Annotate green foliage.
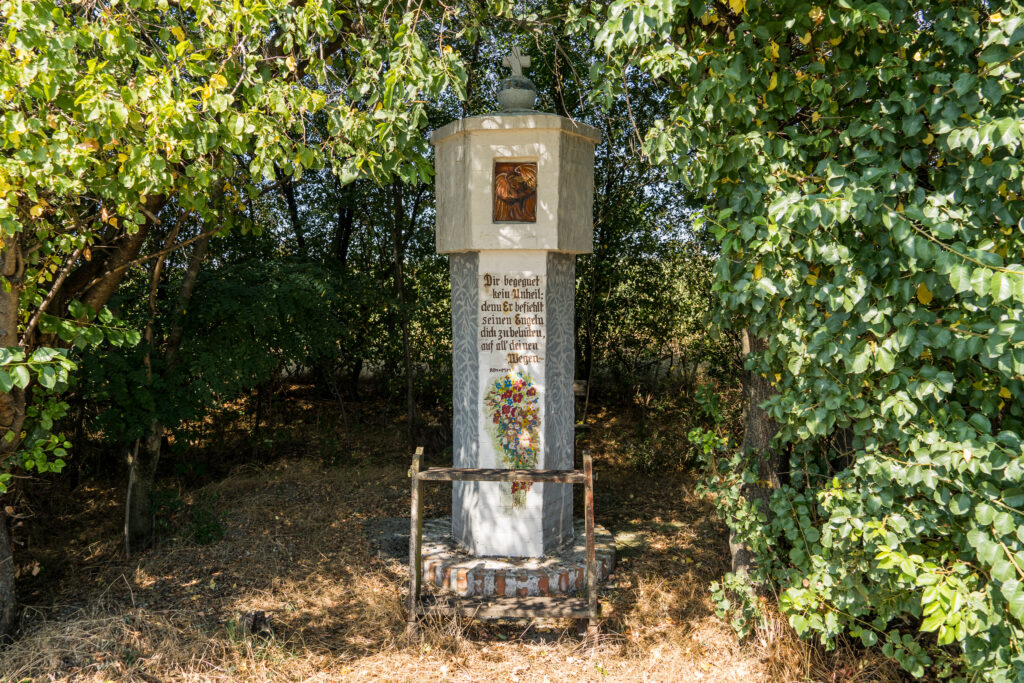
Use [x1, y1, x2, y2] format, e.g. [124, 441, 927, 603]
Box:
[0, 0, 468, 492]
[582, 238, 725, 390]
[0, 301, 137, 491]
[83, 257, 370, 443]
[710, 571, 765, 640]
[39, 304, 142, 351]
[689, 384, 771, 638]
[1, 0, 463, 231]
[587, 0, 1024, 679]
[406, 256, 455, 409]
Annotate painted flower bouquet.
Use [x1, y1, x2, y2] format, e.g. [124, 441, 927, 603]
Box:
[484, 371, 540, 507]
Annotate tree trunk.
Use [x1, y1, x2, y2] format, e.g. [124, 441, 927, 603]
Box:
[80, 196, 165, 312]
[348, 357, 363, 399]
[731, 330, 782, 579]
[59, 196, 165, 313]
[333, 179, 355, 267]
[461, 39, 482, 117]
[163, 234, 210, 369]
[278, 168, 306, 256]
[390, 182, 419, 445]
[253, 384, 265, 456]
[0, 238, 23, 634]
[125, 433, 161, 556]
[579, 119, 617, 425]
[124, 233, 210, 554]
[0, 511, 14, 635]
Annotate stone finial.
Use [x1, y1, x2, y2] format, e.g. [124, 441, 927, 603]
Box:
[497, 46, 537, 111]
[501, 47, 531, 77]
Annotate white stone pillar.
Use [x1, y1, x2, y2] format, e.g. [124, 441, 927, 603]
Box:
[431, 113, 600, 557]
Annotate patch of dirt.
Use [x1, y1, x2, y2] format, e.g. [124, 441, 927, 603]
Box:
[364, 517, 413, 563]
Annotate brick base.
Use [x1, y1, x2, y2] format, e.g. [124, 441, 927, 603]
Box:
[420, 518, 615, 597]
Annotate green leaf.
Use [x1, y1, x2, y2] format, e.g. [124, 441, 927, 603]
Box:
[976, 503, 997, 526]
[949, 265, 971, 293]
[971, 267, 992, 296]
[11, 365, 30, 389]
[82, 327, 104, 346]
[990, 271, 1013, 301]
[920, 611, 945, 632]
[969, 413, 992, 434]
[851, 346, 871, 373]
[37, 365, 56, 390]
[979, 44, 1012, 64]
[67, 299, 90, 320]
[1003, 488, 1024, 508]
[30, 348, 58, 362]
[950, 494, 972, 515]
[1002, 581, 1024, 621]
[993, 512, 1016, 537]
[992, 559, 1016, 583]
[106, 329, 125, 347]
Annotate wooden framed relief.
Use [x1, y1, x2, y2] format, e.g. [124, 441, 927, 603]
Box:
[493, 161, 537, 223]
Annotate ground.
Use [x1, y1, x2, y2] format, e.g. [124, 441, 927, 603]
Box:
[0, 390, 901, 682]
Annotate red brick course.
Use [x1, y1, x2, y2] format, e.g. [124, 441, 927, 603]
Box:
[419, 518, 616, 598]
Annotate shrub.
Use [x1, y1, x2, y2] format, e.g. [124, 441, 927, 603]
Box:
[587, 1, 1024, 679]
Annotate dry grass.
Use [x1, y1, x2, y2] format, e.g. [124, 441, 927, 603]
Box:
[0, 395, 903, 682]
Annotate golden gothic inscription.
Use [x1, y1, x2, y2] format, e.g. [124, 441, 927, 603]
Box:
[493, 161, 537, 223]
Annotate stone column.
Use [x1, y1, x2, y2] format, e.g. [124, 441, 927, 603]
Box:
[432, 107, 599, 558]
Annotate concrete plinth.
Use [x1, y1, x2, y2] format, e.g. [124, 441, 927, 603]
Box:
[421, 517, 616, 597]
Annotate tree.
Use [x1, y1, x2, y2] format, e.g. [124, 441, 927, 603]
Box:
[586, 0, 1024, 679]
[0, 0, 465, 632]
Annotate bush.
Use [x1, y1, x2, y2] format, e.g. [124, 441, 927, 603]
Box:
[589, 1, 1024, 679]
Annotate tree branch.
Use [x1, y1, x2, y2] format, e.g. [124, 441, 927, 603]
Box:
[81, 225, 220, 294]
[21, 244, 84, 347]
[164, 233, 211, 369]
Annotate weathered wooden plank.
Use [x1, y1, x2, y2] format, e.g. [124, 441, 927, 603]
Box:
[417, 596, 589, 619]
[406, 446, 425, 639]
[417, 467, 585, 483]
[583, 450, 598, 640]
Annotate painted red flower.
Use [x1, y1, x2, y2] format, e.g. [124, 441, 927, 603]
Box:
[527, 387, 536, 396]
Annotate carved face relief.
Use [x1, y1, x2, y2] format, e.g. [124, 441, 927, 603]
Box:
[493, 161, 537, 223]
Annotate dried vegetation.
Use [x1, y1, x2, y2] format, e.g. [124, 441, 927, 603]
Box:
[1, 390, 901, 681]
